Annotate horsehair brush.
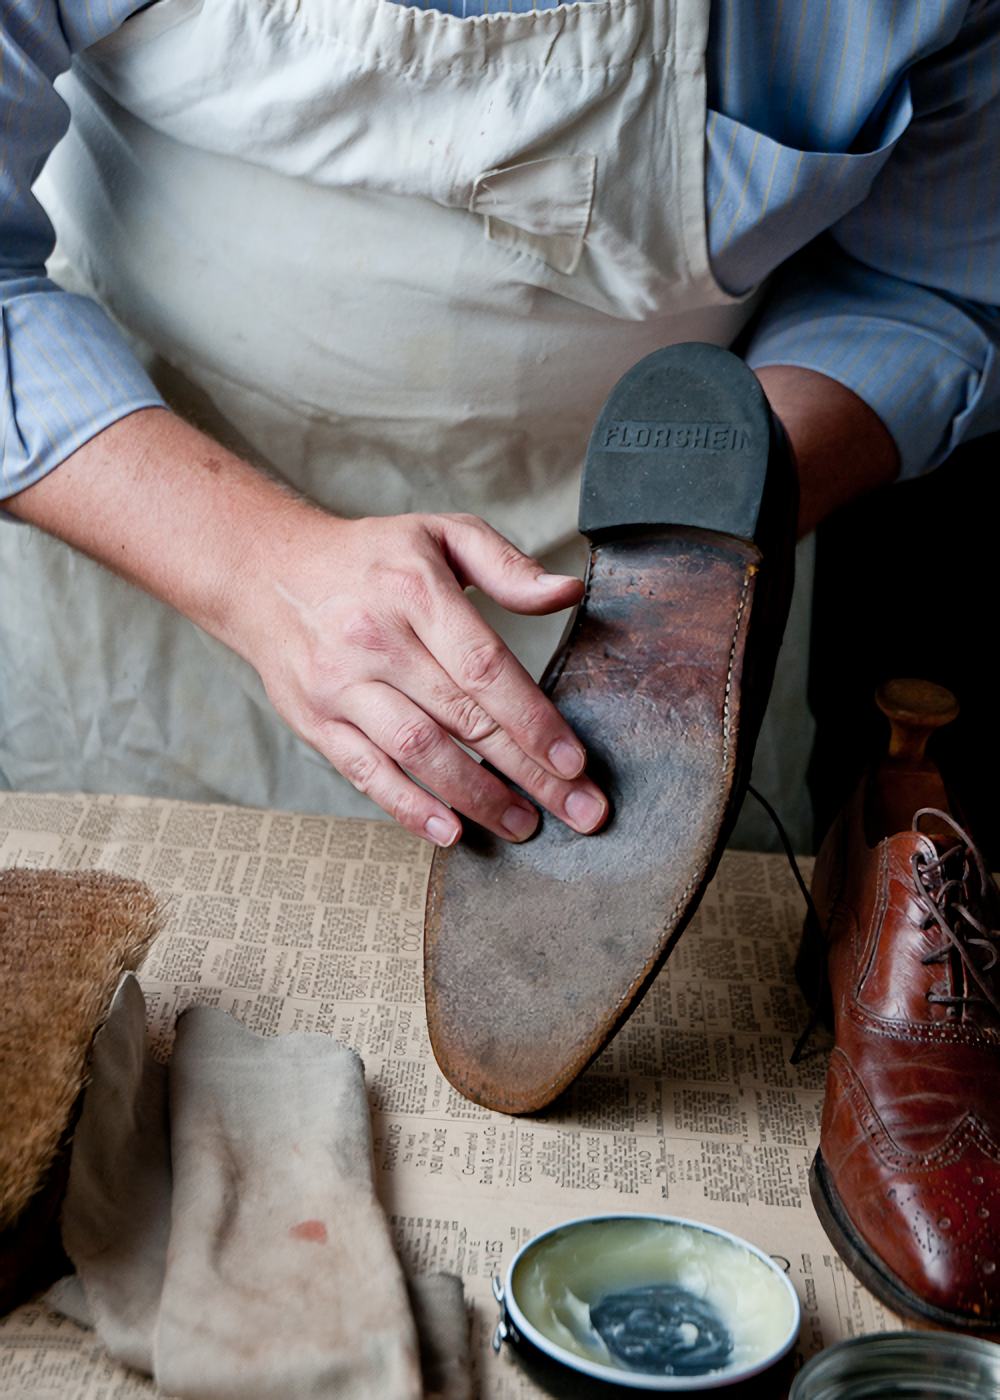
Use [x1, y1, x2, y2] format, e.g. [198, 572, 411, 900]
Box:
[0, 868, 161, 1312]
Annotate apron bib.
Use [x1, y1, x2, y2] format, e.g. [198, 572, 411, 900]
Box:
[10, 0, 760, 815]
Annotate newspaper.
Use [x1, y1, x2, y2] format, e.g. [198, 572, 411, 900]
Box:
[0, 791, 903, 1398]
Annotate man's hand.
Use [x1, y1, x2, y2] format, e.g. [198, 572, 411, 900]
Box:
[235, 509, 610, 847]
[7, 409, 608, 847]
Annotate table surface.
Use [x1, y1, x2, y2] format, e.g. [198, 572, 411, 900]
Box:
[0, 791, 911, 1399]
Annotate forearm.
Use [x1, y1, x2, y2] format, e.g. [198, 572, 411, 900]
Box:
[753, 366, 900, 538]
[745, 244, 1000, 507]
[5, 408, 312, 660]
[6, 408, 606, 846]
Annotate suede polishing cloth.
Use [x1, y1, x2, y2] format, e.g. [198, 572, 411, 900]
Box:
[0, 869, 160, 1314]
[53, 978, 471, 1400]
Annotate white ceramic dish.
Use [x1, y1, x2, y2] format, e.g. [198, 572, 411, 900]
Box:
[493, 1214, 801, 1391]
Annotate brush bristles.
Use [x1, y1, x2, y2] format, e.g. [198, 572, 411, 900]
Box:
[1, 870, 162, 1230]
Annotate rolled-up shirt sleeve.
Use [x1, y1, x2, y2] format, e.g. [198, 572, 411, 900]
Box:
[745, 245, 1000, 479]
[1, 0, 164, 501]
[743, 0, 1000, 479]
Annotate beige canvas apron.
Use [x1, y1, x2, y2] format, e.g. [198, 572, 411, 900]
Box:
[10, 0, 761, 816]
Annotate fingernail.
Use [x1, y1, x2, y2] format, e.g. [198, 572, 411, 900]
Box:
[565, 789, 607, 833]
[549, 738, 586, 779]
[426, 815, 460, 847]
[501, 804, 539, 841]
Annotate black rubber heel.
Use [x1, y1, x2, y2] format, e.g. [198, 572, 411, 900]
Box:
[579, 343, 774, 543]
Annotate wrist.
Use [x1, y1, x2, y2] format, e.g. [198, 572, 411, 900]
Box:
[5, 407, 339, 658]
[753, 365, 900, 536]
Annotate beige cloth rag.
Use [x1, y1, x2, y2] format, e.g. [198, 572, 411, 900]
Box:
[51, 977, 469, 1400]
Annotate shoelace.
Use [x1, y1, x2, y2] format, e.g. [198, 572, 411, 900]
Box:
[752, 794, 1000, 1058]
[911, 808, 1000, 1019]
[745, 785, 826, 1064]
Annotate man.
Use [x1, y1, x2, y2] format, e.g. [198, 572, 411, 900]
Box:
[2, 0, 999, 1333]
[1, 0, 996, 846]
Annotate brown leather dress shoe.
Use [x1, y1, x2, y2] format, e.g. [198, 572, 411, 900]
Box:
[425, 344, 797, 1114]
[808, 680, 1000, 1329]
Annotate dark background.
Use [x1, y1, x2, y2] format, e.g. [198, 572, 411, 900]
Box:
[808, 430, 997, 867]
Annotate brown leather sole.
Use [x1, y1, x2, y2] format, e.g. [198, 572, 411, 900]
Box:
[425, 528, 763, 1113]
[810, 1151, 1000, 1333]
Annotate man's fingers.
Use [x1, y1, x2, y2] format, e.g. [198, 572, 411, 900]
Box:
[414, 596, 591, 786]
[316, 722, 463, 846]
[422, 516, 601, 785]
[407, 668, 608, 833]
[311, 675, 608, 843]
[313, 687, 541, 845]
[438, 516, 585, 616]
[464, 722, 609, 834]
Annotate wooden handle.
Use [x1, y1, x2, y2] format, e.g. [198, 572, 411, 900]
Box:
[875, 678, 959, 767]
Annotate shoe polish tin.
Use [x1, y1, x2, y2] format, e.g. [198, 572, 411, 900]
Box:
[492, 1213, 801, 1392]
[790, 1332, 1000, 1399]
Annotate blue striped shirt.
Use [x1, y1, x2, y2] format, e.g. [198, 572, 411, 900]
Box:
[2, 0, 999, 498]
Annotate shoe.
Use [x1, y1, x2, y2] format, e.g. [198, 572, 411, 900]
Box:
[423, 343, 797, 1114]
[807, 679, 1000, 1329]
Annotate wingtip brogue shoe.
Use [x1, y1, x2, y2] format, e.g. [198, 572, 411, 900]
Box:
[809, 685, 1000, 1329]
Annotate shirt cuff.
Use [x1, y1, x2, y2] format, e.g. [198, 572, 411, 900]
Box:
[1, 275, 165, 500]
[744, 241, 1000, 480]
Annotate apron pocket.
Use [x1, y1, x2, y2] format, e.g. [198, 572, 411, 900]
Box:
[471, 154, 597, 275]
